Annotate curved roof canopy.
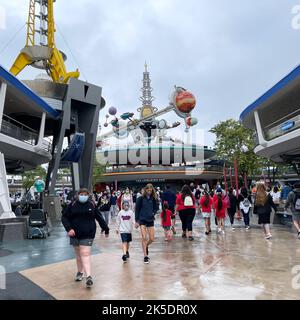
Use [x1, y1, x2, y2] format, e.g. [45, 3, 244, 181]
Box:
[240, 64, 300, 129]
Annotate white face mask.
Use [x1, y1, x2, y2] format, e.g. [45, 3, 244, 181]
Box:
[78, 195, 89, 203]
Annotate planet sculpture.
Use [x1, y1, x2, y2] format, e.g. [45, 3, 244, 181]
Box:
[108, 106, 117, 116]
[175, 91, 196, 114]
[186, 116, 198, 127]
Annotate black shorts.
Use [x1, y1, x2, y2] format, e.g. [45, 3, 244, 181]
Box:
[121, 233, 132, 243]
[139, 220, 154, 227]
[70, 238, 93, 247]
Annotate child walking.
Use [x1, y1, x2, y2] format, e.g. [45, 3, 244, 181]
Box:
[160, 202, 173, 241]
[116, 201, 135, 263]
[214, 193, 227, 234]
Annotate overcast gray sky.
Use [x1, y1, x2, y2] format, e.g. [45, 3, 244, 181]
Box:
[1, 0, 300, 147]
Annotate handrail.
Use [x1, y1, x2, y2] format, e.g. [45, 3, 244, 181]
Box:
[0, 116, 52, 152]
[2, 114, 38, 134]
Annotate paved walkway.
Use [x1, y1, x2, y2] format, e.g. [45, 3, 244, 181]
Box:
[1, 214, 300, 300]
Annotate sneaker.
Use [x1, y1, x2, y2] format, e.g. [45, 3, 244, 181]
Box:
[188, 236, 194, 241]
[209, 229, 212, 233]
[231, 226, 235, 231]
[265, 234, 272, 240]
[126, 251, 130, 258]
[74, 272, 84, 282]
[86, 276, 93, 288]
[144, 256, 150, 264]
[217, 228, 221, 234]
[182, 232, 187, 238]
[164, 238, 168, 241]
[222, 230, 225, 235]
[122, 254, 127, 263]
[205, 231, 209, 235]
[245, 226, 250, 231]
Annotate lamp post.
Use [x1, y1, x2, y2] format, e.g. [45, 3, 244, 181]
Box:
[234, 158, 241, 220]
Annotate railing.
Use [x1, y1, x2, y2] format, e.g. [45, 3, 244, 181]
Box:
[1, 114, 52, 152]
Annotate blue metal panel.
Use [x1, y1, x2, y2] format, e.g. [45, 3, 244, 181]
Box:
[0, 65, 60, 119]
[61, 133, 85, 162]
[240, 65, 300, 122]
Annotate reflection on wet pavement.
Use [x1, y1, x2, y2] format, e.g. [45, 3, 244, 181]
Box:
[2, 216, 300, 299]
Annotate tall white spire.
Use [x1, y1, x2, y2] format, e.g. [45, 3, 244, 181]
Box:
[139, 62, 155, 107]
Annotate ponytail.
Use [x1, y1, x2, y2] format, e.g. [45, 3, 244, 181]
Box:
[217, 194, 223, 211]
[162, 201, 169, 222]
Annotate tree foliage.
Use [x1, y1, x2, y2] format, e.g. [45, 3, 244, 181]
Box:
[210, 119, 259, 175]
[92, 160, 106, 186]
[210, 119, 291, 182]
[21, 166, 47, 191]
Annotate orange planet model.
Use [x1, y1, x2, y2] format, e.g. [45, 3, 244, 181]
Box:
[175, 91, 196, 114]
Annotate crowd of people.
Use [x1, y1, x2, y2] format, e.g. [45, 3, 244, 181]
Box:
[61, 181, 300, 288]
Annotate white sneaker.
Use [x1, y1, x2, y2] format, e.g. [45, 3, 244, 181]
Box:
[217, 228, 221, 234]
[245, 226, 250, 231]
[222, 230, 225, 235]
[265, 234, 272, 240]
[231, 226, 235, 231]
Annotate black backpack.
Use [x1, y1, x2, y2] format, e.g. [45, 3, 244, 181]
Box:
[293, 192, 300, 212]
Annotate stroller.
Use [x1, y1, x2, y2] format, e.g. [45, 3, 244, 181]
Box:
[27, 209, 50, 239]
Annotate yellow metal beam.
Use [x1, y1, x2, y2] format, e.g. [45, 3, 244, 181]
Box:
[47, 0, 55, 48]
[26, 0, 35, 47]
[9, 52, 32, 76]
[10, 0, 80, 84]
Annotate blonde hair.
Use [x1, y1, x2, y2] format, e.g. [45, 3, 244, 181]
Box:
[143, 183, 157, 199]
[255, 183, 268, 206]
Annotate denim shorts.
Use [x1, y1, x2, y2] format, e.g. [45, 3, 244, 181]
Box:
[292, 212, 300, 222]
[70, 238, 94, 247]
[121, 233, 132, 243]
[163, 226, 171, 231]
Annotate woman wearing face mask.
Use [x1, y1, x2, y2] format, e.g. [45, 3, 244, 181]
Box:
[62, 188, 109, 288]
[121, 187, 134, 210]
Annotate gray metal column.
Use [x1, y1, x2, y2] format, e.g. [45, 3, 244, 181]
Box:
[0, 81, 7, 130]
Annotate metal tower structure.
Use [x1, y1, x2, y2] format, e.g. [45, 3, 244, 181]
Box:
[140, 62, 155, 107]
[10, 0, 79, 84]
[138, 62, 158, 120]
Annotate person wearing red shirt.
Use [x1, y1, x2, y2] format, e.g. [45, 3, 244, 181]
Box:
[175, 185, 196, 241]
[199, 191, 213, 235]
[214, 193, 227, 234]
[160, 202, 173, 241]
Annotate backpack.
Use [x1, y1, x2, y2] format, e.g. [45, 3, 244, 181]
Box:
[240, 195, 251, 213]
[224, 195, 230, 208]
[183, 195, 194, 207]
[293, 192, 300, 212]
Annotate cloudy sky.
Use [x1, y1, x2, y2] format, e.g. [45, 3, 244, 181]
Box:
[1, 0, 300, 147]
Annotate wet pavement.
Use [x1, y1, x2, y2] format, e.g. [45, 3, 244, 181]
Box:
[1, 213, 300, 300]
